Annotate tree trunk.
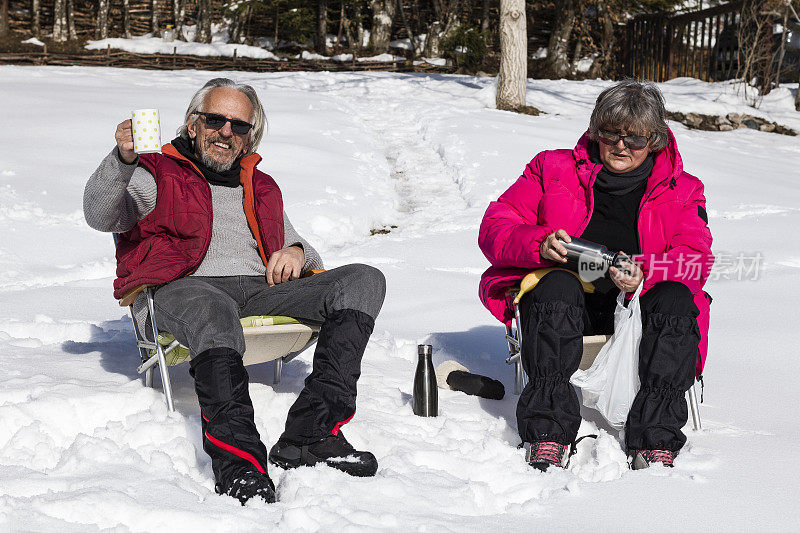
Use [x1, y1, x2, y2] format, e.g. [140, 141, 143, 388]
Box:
[173, 0, 184, 38]
[67, 0, 76, 39]
[481, 0, 490, 34]
[423, 0, 462, 58]
[242, 5, 253, 44]
[274, 6, 279, 48]
[316, 0, 328, 54]
[343, 10, 356, 52]
[589, 0, 614, 78]
[229, 10, 240, 43]
[32, 0, 41, 38]
[52, 0, 68, 42]
[151, 0, 160, 37]
[368, 0, 395, 53]
[396, 0, 420, 56]
[122, 0, 132, 38]
[335, 3, 344, 53]
[496, 0, 526, 110]
[424, 21, 442, 56]
[570, 32, 583, 75]
[0, 0, 9, 38]
[796, 70, 800, 110]
[440, 2, 462, 42]
[197, 0, 212, 43]
[546, 0, 579, 78]
[230, 5, 249, 43]
[355, 5, 365, 51]
[96, 0, 109, 39]
[774, 4, 789, 87]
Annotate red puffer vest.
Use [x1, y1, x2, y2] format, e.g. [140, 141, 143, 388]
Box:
[113, 143, 284, 299]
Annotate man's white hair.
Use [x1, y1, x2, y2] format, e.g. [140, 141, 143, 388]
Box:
[177, 78, 267, 155]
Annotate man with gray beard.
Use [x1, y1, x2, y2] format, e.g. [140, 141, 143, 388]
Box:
[84, 78, 386, 505]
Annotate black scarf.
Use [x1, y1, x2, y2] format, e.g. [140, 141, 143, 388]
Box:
[171, 136, 242, 188]
[589, 142, 654, 196]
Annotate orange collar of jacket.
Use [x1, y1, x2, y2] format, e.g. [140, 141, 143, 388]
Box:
[159, 142, 263, 183]
[159, 143, 272, 266]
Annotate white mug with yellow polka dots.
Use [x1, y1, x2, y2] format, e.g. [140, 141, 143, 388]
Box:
[131, 109, 162, 154]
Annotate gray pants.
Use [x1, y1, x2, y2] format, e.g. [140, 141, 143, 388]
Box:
[152, 264, 386, 357]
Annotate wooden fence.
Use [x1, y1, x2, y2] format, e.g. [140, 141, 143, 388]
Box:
[624, 1, 745, 82]
[0, 48, 457, 74]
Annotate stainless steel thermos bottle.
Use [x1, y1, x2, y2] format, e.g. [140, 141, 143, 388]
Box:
[413, 344, 438, 417]
[556, 236, 632, 275]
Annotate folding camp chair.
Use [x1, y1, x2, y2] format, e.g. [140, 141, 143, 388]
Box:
[114, 237, 320, 413]
[504, 268, 703, 431]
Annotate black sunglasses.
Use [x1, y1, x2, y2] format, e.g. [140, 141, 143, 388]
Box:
[194, 112, 253, 135]
[597, 129, 651, 150]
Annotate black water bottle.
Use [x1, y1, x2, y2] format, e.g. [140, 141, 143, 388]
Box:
[413, 344, 438, 417]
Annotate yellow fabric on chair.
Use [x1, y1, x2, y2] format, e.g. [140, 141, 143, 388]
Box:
[153, 315, 304, 366]
[513, 267, 595, 304]
[240, 316, 300, 327]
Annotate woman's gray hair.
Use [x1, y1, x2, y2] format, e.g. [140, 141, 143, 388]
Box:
[589, 80, 669, 152]
[177, 78, 267, 155]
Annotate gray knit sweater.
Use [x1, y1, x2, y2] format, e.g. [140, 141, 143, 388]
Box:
[84, 147, 324, 274]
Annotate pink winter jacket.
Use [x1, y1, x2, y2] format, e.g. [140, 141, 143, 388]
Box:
[478, 129, 713, 376]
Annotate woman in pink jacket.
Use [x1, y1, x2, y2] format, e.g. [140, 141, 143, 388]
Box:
[478, 80, 713, 471]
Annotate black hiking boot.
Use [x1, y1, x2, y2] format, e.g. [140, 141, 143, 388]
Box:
[524, 441, 569, 472]
[216, 469, 277, 505]
[269, 432, 378, 477]
[629, 449, 676, 470]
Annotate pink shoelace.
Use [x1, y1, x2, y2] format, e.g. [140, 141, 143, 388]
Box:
[639, 449, 675, 467]
[530, 441, 568, 467]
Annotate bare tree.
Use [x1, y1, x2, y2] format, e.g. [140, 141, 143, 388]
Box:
[274, 4, 279, 47]
[355, 4, 366, 51]
[96, 0, 109, 39]
[123, 0, 132, 38]
[546, 0, 581, 78]
[174, 0, 185, 39]
[423, 0, 463, 58]
[316, 0, 328, 54]
[481, 0, 491, 33]
[67, 0, 77, 39]
[496, 0, 526, 110]
[335, 2, 345, 52]
[368, 0, 396, 53]
[588, 0, 616, 79]
[53, 0, 68, 41]
[0, 0, 9, 38]
[229, 3, 250, 43]
[342, 3, 363, 53]
[152, 0, 161, 37]
[32, 0, 41, 38]
[796, 73, 800, 110]
[736, 0, 778, 104]
[397, 0, 422, 56]
[197, 0, 212, 43]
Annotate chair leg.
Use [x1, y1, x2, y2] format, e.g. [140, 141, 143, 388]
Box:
[274, 357, 283, 384]
[155, 349, 175, 413]
[145, 367, 154, 388]
[513, 301, 527, 394]
[688, 382, 702, 431]
[146, 287, 175, 413]
[515, 359, 526, 395]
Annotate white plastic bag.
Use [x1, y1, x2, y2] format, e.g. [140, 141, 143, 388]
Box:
[570, 282, 643, 430]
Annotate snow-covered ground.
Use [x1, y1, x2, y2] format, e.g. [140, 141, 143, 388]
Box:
[86, 30, 406, 63]
[1, 67, 799, 530]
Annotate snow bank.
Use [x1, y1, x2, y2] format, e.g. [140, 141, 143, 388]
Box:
[86, 36, 282, 60]
[21, 38, 45, 47]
